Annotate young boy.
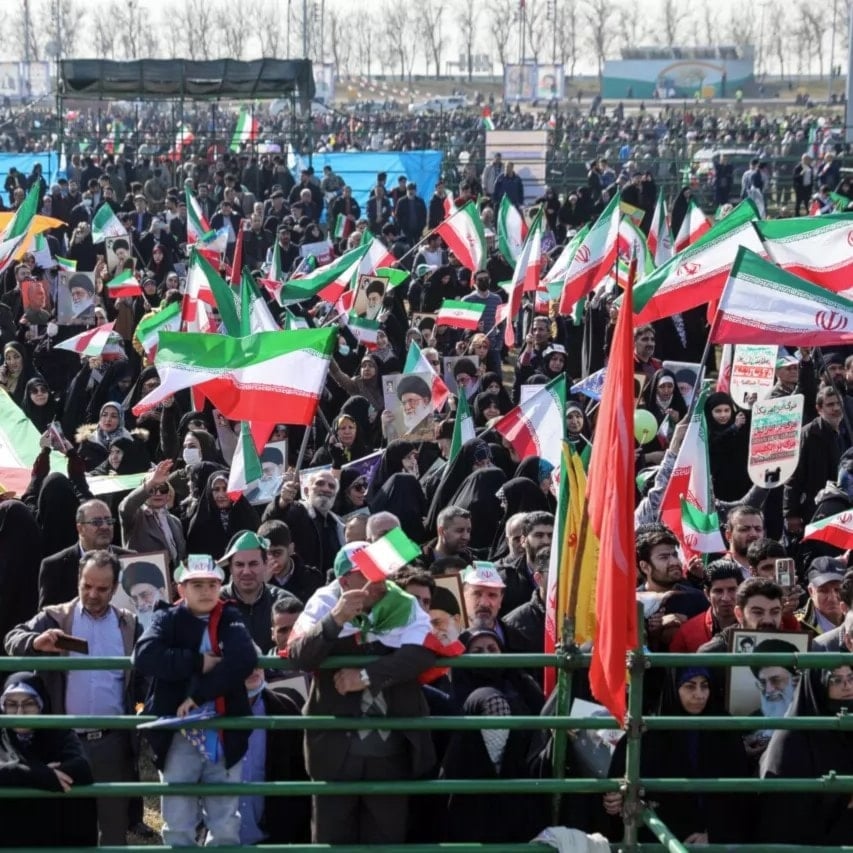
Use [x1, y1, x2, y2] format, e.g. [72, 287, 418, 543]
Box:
[132, 554, 257, 847]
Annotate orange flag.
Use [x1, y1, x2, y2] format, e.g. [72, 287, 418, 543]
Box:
[585, 257, 638, 723]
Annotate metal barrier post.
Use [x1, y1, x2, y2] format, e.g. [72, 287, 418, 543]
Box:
[641, 806, 689, 853]
[550, 615, 577, 822]
[622, 601, 647, 852]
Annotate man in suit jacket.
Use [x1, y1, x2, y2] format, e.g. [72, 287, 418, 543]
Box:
[287, 542, 436, 844]
[38, 498, 134, 609]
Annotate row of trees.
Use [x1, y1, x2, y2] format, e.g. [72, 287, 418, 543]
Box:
[5, 0, 850, 83]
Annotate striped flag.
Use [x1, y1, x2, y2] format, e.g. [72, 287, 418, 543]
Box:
[3, 183, 40, 241]
[503, 208, 544, 346]
[497, 194, 528, 264]
[240, 270, 280, 333]
[403, 340, 449, 409]
[347, 315, 381, 348]
[435, 202, 487, 272]
[185, 187, 212, 244]
[448, 390, 475, 461]
[436, 298, 485, 330]
[91, 203, 128, 243]
[227, 421, 263, 500]
[646, 189, 672, 268]
[279, 243, 370, 305]
[106, 270, 143, 298]
[803, 510, 853, 549]
[135, 302, 182, 360]
[55, 322, 117, 356]
[351, 527, 422, 582]
[55, 256, 76, 272]
[673, 198, 712, 252]
[230, 105, 259, 152]
[132, 328, 337, 425]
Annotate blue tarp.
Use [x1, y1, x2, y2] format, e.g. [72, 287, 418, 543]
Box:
[0, 153, 59, 200]
[294, 150, 443, 211]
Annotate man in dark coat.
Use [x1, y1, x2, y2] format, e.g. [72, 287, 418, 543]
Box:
[499, 512, 554, 615]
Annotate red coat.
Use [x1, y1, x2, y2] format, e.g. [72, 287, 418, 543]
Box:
[671, 607, 801, 653]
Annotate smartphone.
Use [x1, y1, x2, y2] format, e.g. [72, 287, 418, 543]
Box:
[54, 634, 89, 654]
[48, 421, 66, 452]
[775, 558, 795, 589]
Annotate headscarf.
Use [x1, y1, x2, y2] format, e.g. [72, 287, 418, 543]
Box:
[369, 473, 427, 543]
[366, 439, 416, 503]
[0, 502, 42, 643]
[703, 391, 737, 434]
[34, 473, 80, 557]
[472, 392, 507, 427]
[426, 438, 492, 534]
[93, 402, 133, 448]
[449, 466, 507, 550]
[21, 377, 57, 433]
[2, 342, 39, 406]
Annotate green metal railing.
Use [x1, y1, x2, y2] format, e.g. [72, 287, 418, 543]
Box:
[2, 641, 852, 852]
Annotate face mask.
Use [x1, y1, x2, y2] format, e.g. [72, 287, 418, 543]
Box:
[182, 447, 202, 466]
[338, 343, 350, 356]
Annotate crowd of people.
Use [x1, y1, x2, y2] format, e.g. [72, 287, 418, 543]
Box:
[0, 129, 851, 848]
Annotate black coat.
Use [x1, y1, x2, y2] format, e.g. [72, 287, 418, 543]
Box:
[0, 501, 42, 648]
[38, 543, 133, 609]
[498, 552, 537, 616]
[503, 589, 545, 654]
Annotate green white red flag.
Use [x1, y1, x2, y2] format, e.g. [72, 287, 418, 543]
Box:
[436, 298, 485, 330]
[2, 183, 40, 241]
[633, 198, 762, 323]
[558, 191, 621, 314]
[106, 270, 142, 298]
[497, 194, 528, 264]
[494, 373, 565, 470]
[230, 106, 259, 152]
[659, 386, 726, 558]
[646, 189, 672, 267]
[240, 270, 279, 333]
[185, 187, 212, 244]
[357, 236, 396, 277]
[435, 201, 487, 272]
[448, 390, 475, 461]
[503, 209, 544, 345]
[803, 510, 853, 550]
[91, 203, 128, 243]
[55, 256, 77, 272]
[183, 250, 241, 335]
[351, 527, 422, 582]
[404, 340, 450, 409]
[673, 198, 712, 252]
[227, 421, 263, 501]
[543, 224, 589, 300]
[132, 328, 336, 425]
[278, 243, 369, 305]
[346, 315, 380, 348]
[711, 246, 853, 346]
[55, 321, 117, 357]
[135, 302, 182, 360]
[756, 214, 853, 294]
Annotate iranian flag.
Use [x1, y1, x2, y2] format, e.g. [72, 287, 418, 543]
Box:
[633, 198, 762, 323]
[803, 510, 853, 549]
[347, 315, 381, 348]
[497, 194, 528, 264]
[376, 267, 409, 290]
[279, 243, 369, 305]
[756, 215, 853, 294]
[91, 203, 128, 243]
[132, 328, 336, 425]
[55, 321, 117, 357]
[2, 183, 40, 241]
[646, 189, 672, 267]
[443, 194, 458, 219]
[332, 213, 352, 240]
[659, 384, 726, 557]
[106, 270, 143, 298]
[435, 201, 487, 272]
[543, 224, 590, 300]
[174, 123, 194, 154]
[404, 340, 450, 409]
[712, 246, 853, 346]
[184, 250, 242, 335]
[503, 209, 544, 345]
[558, 192, 621, 314]
[351, 527, 422, 582]
[448, 390, 475, 461]
[56, 256, 77, 272]
[185, 187, 212, 244]
[240, 270, 279, 333]
[227, 421, 263, 501]
[230, 106, 259, 152]
[358, 236, 396, 277]
[436, 299, 485, 330]
[135, 302, 182, 360]
[673, 198, 712, 252]
[0, 233, 27, 277]
[494, 374, 565, 469]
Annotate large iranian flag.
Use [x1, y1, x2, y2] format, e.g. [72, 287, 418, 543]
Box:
[278, 243, 369, 305]
[132, 328, 336, 425]
[558, 192, 621, 314]
[494, 374, 565, 469]
[497, 194, 528, 264]
[712, 246, 853, 346]
[659, 385, 726, 558]
[436, 299, 484, 330]
[673, 198, 712, 252]
[435, 201, 487, 272]
[756, 214, 853, 294]
[633, 198, 762, 323]
[646, 189, 672, 268]
[91, 203, 128, 243]
[803, 510, 853, 549]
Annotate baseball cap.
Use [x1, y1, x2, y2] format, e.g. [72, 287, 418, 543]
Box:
[807, 556, 847, 588]
[333, 541, 369, 578]
[174, 554, 225, 584]
[776, 349, 800, 369]
[217, 530, 270, 566]
[461, 561, 505, 589]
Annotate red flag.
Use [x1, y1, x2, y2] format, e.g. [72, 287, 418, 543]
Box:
[229, 221, 246, 285]
[585, 257, 638, 723]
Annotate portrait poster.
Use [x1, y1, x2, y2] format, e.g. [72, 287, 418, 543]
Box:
[662, 360, 702, 407]
[106, 234, 135, 275]
[432, 572, 467, 634]
[443, 354, 479, 396]
[568, 698, 624, 779]
[21, 277, 52, 321]
[726, 629, 809, 717]
[411, 312, 438, 335]
[382, 372, 435, 440]
[56, 270, 96, 324]
[244, 439, 288, 506]
[747, 394, 804, 489]
[113, 551, 171, 631]
[729, 345, 777, 409]
[353, 274, 387, 320]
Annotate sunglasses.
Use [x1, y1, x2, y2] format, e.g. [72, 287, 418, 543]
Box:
[351, 481, 368, 491]
[30, 386, 48, 393]
[147, 485, 170, 496]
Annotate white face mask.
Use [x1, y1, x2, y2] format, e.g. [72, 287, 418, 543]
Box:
[182, 447, 202, 466]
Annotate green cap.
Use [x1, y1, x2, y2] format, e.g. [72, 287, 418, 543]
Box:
[333, 541, 369, 578]
[216, 529, 270, 566]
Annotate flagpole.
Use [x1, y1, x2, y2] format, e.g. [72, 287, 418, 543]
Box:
[294, 416, 315, 472]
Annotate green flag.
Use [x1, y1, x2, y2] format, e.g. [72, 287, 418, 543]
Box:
[449, 391, 475, 462]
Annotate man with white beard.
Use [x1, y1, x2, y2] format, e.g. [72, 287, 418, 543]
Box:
[395, 375, 433, 436]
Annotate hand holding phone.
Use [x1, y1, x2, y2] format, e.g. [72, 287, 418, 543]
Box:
[775, 558, 795, 590]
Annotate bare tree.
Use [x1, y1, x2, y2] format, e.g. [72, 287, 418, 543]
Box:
[382, 2, 411, 80]
[659, 0, 688, 47]
[798, 3, 829, 78]
[257, 1, 283, 58]
[457, 0, 479, 82]
[91, 5, 118, 59]
[352, 9, 376, 77]
[327, 9, 352, 78]
[418, 0, 445, 77]
[43, 0, 85, 59]
[698, 0, 718, 44]
[488, 0, 516, 74]
[616, 0, 647, 52]
[177, 0, 216, 60]
[722, 9, 757, 62]
[526, 0, 548, 65]
[555, 0, 580, 79]
[11, 0, 42, 62]
[584, 0, 614, 82]
[216, 2, 253, 60]
[765, 14, 790, 79]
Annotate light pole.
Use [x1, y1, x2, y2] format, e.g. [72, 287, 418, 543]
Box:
[828, 0, 839, 104]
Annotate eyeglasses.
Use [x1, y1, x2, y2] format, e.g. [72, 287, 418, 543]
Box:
[828, 673, 853, 688]
[30, 386, 48, 394]
[147, 485, 169, 496]
[80, 517, 114, 527]
[3, 699, 40, 713]
[351, 481, 368, 491]
[427, 360, 440, 367]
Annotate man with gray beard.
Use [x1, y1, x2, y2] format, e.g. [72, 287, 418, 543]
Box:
[261, 470, 345, 575]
